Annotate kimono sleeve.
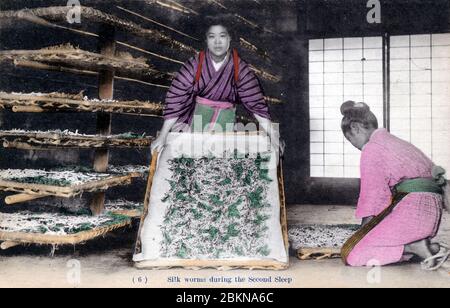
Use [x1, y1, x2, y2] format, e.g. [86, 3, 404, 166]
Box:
[163, 56, 197, 120]
[356, 143, 393, 219]
[236, 61, 271, 120]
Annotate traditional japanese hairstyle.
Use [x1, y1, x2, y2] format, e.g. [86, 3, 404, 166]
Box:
[204, 14, 236, 38]
[341, 101, 379, 134]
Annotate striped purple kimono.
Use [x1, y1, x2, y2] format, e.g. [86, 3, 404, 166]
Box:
[163, 50, 271, 126]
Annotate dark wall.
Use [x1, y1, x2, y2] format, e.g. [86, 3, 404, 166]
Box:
[304, 0, 450, 38]
[0, 0, 448, 205]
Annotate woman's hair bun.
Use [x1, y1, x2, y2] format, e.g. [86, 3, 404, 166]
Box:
[204, 14, 235, 30]
[340, 101, 370, 116]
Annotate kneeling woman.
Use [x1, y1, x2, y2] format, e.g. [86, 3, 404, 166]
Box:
[340, 101, 449, 270]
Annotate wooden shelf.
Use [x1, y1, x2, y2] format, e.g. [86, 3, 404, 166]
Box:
[0, 92, 164, 117]
[0, 92, 266, 123]
[0, 193, 144, 251]
[0, 130, 153, 150]
[0, 44, 173, 86]
[0, 8, 281, 83]
[0, 46, 280, 84]
[0, 167, 146, 198]
[0, 6, 197, 54]
[0, 210, 132, 249]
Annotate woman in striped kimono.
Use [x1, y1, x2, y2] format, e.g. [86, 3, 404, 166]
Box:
[340, 101, 449, 271]
[151, 17, 279, 152]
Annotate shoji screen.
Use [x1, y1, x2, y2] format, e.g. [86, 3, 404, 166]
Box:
[309, 37, 384, 178]
[390, 34, 450, 172]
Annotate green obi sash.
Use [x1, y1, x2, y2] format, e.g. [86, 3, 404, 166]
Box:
[394, 166, 447, 195]
[395, 178, 444, 195]
[191, 97, 236, 133]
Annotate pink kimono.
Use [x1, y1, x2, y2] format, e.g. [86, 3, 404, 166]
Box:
[347, 129, 443, 267]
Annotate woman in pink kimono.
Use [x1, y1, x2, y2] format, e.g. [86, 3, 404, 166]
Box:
[340, 101, 449, 270]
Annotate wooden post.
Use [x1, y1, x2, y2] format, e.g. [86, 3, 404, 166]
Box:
[1, 241, 21, 250]
[90, 25, 116, 216]
[12, 106, 45, 113]
[5, 193, 48, 205]
[134, 151, 159, 255]
[382, 32, 391, 132]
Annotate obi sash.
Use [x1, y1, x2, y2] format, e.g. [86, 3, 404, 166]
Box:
[191, 96, 236, 132]
[394, 178, 444, 195]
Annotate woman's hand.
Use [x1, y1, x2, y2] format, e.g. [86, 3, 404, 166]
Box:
[151, 117, 179, 153]
[361, 216, 375, 227]
[254, 115, 284, 165]
[276, 138, 286, 157]
[151, 135, 167, 153]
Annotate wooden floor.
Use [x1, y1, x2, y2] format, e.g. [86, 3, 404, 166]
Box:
[0, 205, 449, 288]
[287, 204, 359, 225]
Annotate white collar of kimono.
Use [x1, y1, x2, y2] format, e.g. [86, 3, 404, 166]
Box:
[211, 53, 229, 72]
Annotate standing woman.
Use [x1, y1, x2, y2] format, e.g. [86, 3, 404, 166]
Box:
[340, 101, 449, 270]
[151, 16, 279, 152]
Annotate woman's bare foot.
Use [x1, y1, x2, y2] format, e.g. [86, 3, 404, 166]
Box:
[405, 239, 435, 267]
[429, 242, 441, 255]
